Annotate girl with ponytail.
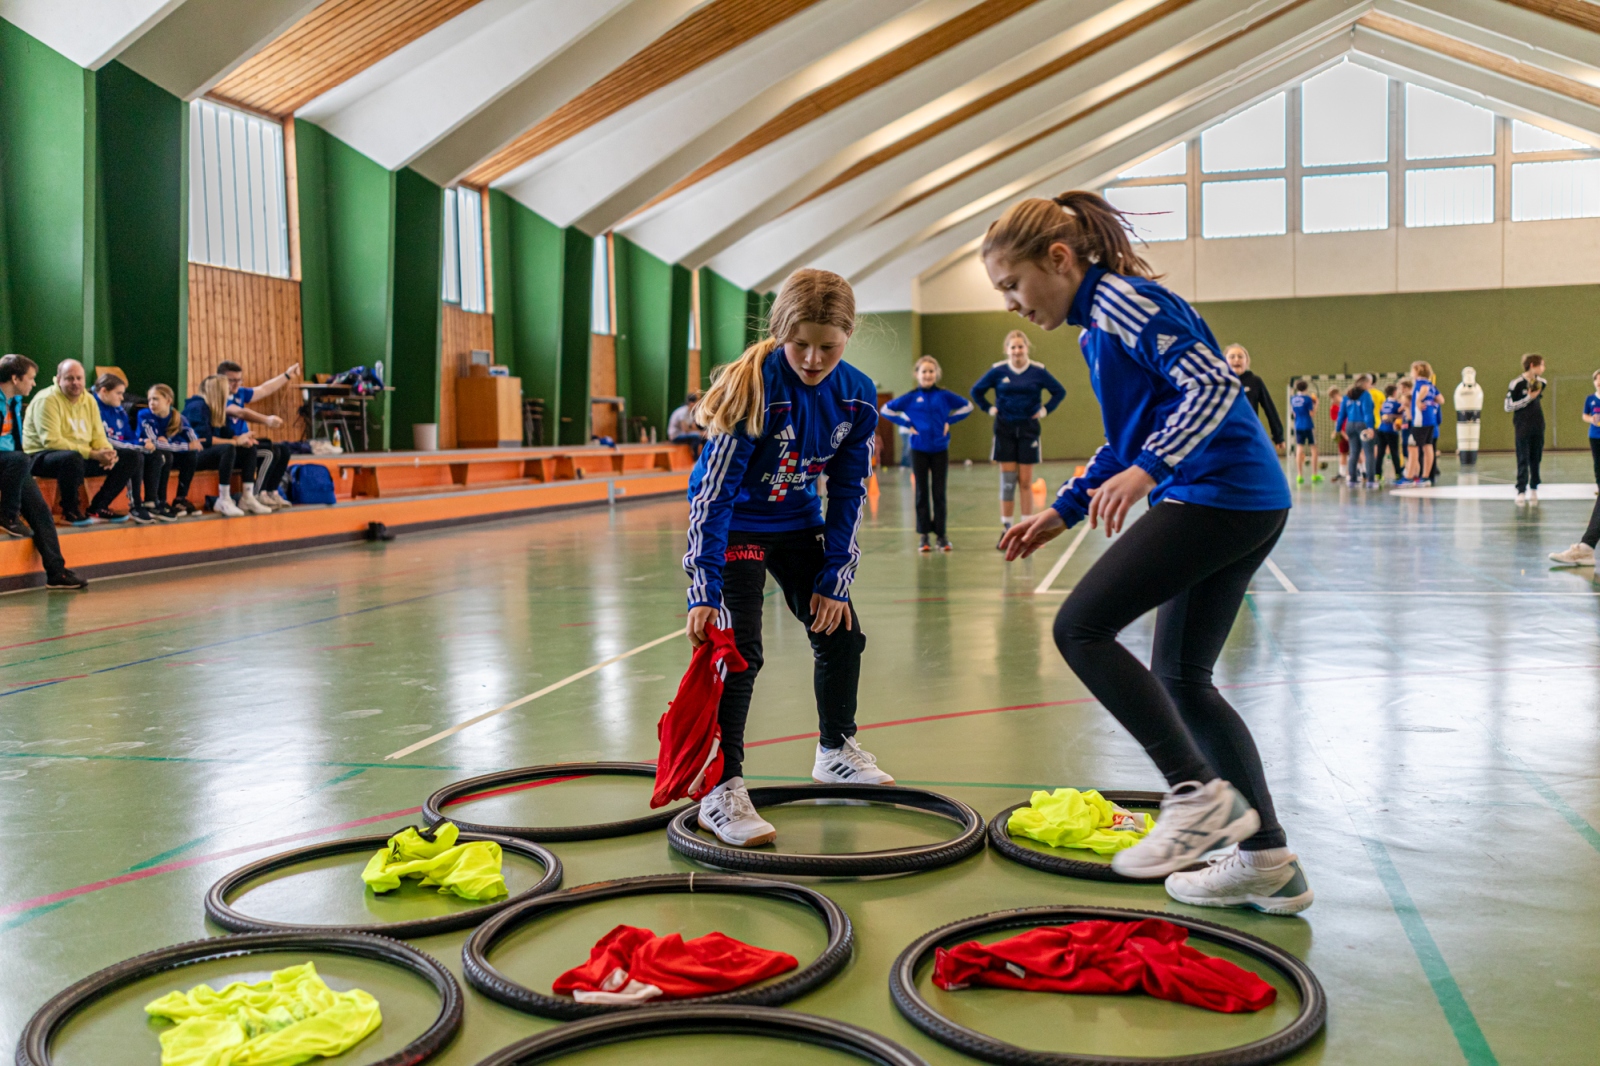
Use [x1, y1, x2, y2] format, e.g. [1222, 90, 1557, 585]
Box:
[682, 268, 893, 848]
[990, 191, 1310, 915]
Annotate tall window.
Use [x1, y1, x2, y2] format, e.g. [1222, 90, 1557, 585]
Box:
[188, 100, 290, 277]
[590, 234, 613, 334]
[1198, 92, 1287, 237]
[441, 187, 485, 313]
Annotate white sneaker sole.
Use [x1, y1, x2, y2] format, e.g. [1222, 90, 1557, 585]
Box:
[1166, 883, 1315, 916]
[811, 772, 895, 786]
[1111, 807, 1260, 879]
[697, 814, 776, 848]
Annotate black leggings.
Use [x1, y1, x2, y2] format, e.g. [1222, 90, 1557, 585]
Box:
[176, 443, 255, 500]
[716, 527, 865, 782]
[1053, 501, 1289, 851]
[1515, 433, 1544, 492]
[910, 449, 948, 537]
[1589, 437, 1600, 487]
[1375, 432, 1403, 478]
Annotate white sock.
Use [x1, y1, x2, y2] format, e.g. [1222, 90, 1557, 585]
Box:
[1001, 518, 1012, 528]
[218, 487, 232, 502]
[1240, 847, 1292, 868]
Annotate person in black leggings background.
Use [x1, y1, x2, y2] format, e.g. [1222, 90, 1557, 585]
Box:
[988, 189, 1312, 916]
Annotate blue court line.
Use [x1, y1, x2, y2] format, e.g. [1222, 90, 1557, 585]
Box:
[1508, 762, 1600, 855]
[0, 899, 73, 932]
[126, 831, 226, 872]
[0, 751, 467, 771]
[0, 587, 460, 700]
[1361, 837, 1499, 1066]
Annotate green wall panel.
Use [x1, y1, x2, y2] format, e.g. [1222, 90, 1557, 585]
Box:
[559, 227, 592, 444]
[295, 120, 334, 378]
[699, 268, 752, 378]
[614, 234, 676, 436]
[389, 167, 441, 447]
[847, 311, 920, 394]
[0, 20, 96, 374]
[489, 190, 576, 446]
[96, 60, 184, 393]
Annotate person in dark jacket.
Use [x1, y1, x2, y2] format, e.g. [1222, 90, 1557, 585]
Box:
[883, 356, 974, 551]
[970, 331, 1066, 540]
[0, 354, 84, 589]
[1505, 353, 1548, 505]
[1224, 345, 1284, 453]
[182, 375, 261, 517]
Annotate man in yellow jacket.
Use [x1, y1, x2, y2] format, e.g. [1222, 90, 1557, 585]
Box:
[23, 359, 140, 524]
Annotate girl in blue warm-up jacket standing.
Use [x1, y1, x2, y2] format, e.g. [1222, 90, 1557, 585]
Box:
[682, 268, 894, 851]
[883, 356, 973, 552]
[990, 190, 1311, 917]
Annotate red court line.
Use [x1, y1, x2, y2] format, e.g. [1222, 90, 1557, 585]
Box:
[439, 774, 583, 804]
[560, 622, 595, 628]
[6, 675, 88, 688]
[318, 643, 377, 651]
[746, 698, 1097, 749]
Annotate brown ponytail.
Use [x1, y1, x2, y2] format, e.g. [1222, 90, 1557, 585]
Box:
[697, 268, 856, 437]
[981, 190, 1157, 279]
[148, 384, 180, 436]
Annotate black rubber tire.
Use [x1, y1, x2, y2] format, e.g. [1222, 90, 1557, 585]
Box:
[462, 873, 852, 1018]
[889, 905, 1326, 1066]
[422, 761, 691, 841]
[16, 931, 463, 1066]
[204, 827, 562, 938]
[471, 1004, 928, 1066]
[987, 792, 1167, 884]
[666, 783, 985, 877]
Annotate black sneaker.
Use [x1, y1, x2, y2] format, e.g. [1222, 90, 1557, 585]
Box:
[126, 505, 156, 525]
[45, 569, 88, 590]
[171, 498, 198, 517]
[938, 536, 952, 552]
[87, 507, 128, 523]
[1, 517, 31, 539]
[65, 513, 97, 527]
[918, 534, 932, 553]
[149, 502, 179, 523]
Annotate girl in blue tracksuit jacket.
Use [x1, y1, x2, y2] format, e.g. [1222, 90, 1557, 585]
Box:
[970, 332, 1066, 534]
[883, 356, 973, 551]
[987, 191, 1310, 916]
[1334, 375, 1377, 487]
[682, 269, 892, 849]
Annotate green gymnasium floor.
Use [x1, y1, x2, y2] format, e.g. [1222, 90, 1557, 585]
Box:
[3, 455, 1598, 1065]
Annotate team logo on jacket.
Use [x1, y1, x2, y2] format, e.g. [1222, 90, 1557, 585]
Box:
[776, 424, 796, 440]
[1156, 334, 1177, 354]
[831, 422, 852, 447]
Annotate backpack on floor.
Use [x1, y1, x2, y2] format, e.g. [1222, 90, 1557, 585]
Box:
[283, 463, 337, 506]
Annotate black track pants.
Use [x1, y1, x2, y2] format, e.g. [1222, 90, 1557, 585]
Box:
[1375, 431, 1404, 478]
[715, 527, 865, 783]
[1589, 437, 1600, 487]
[1582, 494, 1600, 549]
[911, 449, 948, 537]
[0, 451, 65, 575]
[1515, 433, 1544, 492]
[1053, 501, 1289, 850]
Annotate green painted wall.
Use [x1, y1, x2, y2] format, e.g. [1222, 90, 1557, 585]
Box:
[96, 60, 185, 394]
[487, 191, 591, 446]
[295, 120, 333, 380]
[847, 310, 920, 393]
[0, 20, 96, 374]
[388, 167, 441, 448]
[613, 234, 680, 436]
[699, 268, 754, 382]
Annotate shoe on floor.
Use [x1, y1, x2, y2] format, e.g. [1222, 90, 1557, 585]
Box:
[938, 536, 952, 552]
[1550, 542, 1596, 567]
[1, 517, 32, 539]
[213, 495, 246, 517]
[149, 503, 179, 523]
[65, 513, 98, 527]
[45, 568, 88, 590]
[262, 489, 292, 509]
[87, 507, 128, 522]
[238, 491, 273, 515]
[1311, 475, 1323, 483]
[1296, 475, 1303, 484]
[813, 736, 895, 785]
[918, 534, 932, 553]
[1528, 489, 1539, 504]
[1515, 492, 1527, 505]
[126, 505, 155, 525]
[171, 497, 198, 517]
[1165, 847, 1314, 915]
[697, 777, 776, 847]
[1109, 779, 1260, 879]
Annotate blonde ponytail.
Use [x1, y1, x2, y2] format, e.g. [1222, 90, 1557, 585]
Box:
[696, 268, 856, 437]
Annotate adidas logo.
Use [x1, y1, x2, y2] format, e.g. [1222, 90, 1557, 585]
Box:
[776, 424, 795, 440]
[1156, 334, 1177, 354]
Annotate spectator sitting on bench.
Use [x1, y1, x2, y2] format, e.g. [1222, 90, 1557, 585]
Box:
[667, 391, 703, 458]
[93, 372, 159, 525]
[218, 360, 297, 509]
[183, 374, 267, 517]
[22, 359, 140, 525]
[1, 354, 85, 589]
[136, 384, 200, 519]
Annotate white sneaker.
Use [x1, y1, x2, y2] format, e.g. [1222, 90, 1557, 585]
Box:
[238, 491, 273, 515]
[1528, 490, 1539, 504]
[1550, 542, 1596, 567]
[1515, 492, 1527, 506]
[214, 496, 245, 517]
[697, 777, 776, 847]
[812, 737, 895, 785]
[1165, 847, 1314, 915]
[262, 490, 292, 509]
[1110, 779, 1259, 879]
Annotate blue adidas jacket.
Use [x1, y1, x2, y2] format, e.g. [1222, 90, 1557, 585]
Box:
[1335, 389, 1375, 431]
[1411, 379, 1442, 427]
[882, 387, 973, 453]
[971, 361, 1066, 423]
[1052, 265, 1291, 525]
[94, 395, 140, 449]
[683, 349, 879, 609]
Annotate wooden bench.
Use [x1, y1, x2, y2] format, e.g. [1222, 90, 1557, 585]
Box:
[299, 443, 693, 500]
[35, 469, 239, 516]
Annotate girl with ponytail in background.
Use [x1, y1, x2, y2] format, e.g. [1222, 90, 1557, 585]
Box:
[682, 268, 893, 849]
[991, 190, 1311, 916]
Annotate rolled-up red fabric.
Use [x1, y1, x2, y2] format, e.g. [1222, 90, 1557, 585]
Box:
[554, 924, 796, 1004]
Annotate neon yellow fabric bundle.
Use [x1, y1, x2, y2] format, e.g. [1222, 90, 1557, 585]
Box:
[144, 961, 380, 1066]
[1007, 788, 1153, 855]
[361, 821, 507, 901]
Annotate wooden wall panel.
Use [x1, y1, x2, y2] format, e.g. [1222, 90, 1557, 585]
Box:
[440, 303, 495, 449]
[186, 263, 305, 436]
[590, 333, 618, 439]
[212, 0, 489, 117]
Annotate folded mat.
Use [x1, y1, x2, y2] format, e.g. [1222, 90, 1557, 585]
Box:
[933, 918, 1276, 1013]
[144, 961, 380, 1066]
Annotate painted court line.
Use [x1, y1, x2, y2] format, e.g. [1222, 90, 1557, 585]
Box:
[385, 627, 687, 760]
[1263, 558, 1299, 593]
[1034, 524, 1091, 595]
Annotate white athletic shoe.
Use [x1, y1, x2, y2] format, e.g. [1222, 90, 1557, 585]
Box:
[262, 490, 292, 509]
[238, 490, 273, 515]
[214, 495, 245, 517]
[1165, 847, 1314, 915]
[1528, 490, 1539, 504]
[1550, 542, 1596, 567]
[1515, 492, 1528, 506]
[812, 737, 895, 785]
[1110, 779, 1260, 879]
[697, 777, 776, 847]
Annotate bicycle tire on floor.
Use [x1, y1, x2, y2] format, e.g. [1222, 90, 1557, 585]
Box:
[987, 791, 1167, 883]
[423, 761, 691, 841]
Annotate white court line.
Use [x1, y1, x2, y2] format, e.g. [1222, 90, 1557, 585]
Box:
[1034, 524, 1092, 595]
[1263, 558, 1299, 594]
[386, 627, 685, 760]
